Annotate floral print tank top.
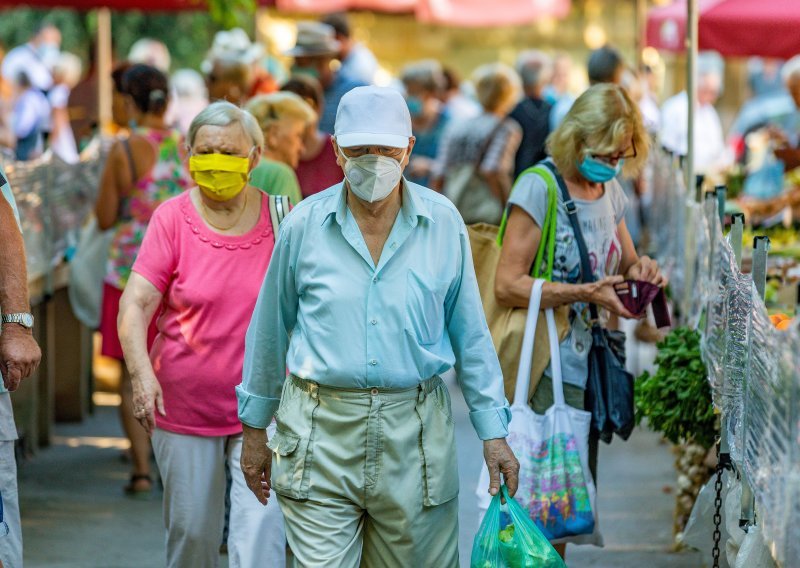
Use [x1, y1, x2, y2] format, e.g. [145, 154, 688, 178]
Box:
[105, 128, 192, 289]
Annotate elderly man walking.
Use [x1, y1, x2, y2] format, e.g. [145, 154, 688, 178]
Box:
[237, 86, 518, 566]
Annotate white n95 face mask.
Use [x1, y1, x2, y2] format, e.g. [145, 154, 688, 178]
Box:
[342, 152, 405, 203]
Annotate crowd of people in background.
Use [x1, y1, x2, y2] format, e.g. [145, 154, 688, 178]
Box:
[3, 1, 798, 500]
[3, 18, 796, 189]
[5, 10, 800, 567]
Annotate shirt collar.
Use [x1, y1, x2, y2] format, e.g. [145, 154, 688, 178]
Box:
[322, 178, 434, 227]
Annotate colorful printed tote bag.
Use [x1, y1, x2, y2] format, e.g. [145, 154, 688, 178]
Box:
[477, 279, 600, 544]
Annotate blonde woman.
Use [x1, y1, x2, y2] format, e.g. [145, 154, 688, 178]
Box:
[432, 63, 522, 224]
[245, 91, 316, 205]
[494, 83, 666, 559]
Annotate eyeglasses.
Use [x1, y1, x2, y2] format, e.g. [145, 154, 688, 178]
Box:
[341, 146, 406, 159]
[591, 140, 637, 163]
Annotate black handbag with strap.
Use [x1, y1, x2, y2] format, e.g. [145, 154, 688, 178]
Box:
[542, 161, 635, 444]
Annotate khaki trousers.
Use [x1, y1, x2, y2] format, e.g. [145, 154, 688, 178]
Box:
[270, 375, 460, 568]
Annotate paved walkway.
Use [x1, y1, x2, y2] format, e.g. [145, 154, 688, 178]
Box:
[18, 380, 702, 567]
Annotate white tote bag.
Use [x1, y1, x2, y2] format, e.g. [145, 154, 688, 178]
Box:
[477, 279, 601, 545]
[68, 217, 113, 329]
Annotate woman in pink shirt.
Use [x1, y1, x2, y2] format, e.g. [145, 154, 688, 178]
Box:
[117, 102, 287, 568]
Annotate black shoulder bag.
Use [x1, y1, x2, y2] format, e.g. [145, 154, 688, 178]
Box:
[543, 161, 635, 444]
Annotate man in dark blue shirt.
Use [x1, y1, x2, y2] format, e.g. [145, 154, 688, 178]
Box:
[509, 51, 552, 180]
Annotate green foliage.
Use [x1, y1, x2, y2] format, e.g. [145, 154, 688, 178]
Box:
[0, 8, 244, 72]
[635, 327, 717, 450]
[207, 0, 257, 29]
[109, 11, 224, 71]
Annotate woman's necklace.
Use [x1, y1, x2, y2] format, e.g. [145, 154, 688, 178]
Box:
[200, 191, 249, 232]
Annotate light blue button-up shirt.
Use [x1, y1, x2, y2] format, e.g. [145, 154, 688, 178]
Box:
[237, 180, 511, 440]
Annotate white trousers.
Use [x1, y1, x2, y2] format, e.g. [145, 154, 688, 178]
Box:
[0, 440, 22, 568]
[152, 427, 285, 568]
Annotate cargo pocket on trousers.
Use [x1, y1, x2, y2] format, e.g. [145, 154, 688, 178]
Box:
[268, 430, 305, 499]
[416, 387, 460, 506]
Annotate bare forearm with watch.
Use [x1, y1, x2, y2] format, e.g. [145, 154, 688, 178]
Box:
[0, 197, 41, 391]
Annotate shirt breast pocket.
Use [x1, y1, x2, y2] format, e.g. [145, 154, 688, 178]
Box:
[405, 269, 450, 345]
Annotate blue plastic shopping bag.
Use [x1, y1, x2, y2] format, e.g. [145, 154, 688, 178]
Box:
[471, 486, 565, 568]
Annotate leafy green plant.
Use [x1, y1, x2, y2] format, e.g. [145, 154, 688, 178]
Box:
[635, 327, 717, 450]
[206, 0, 257, 29]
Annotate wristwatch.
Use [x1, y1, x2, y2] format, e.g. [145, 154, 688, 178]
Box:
[1, 313, 34, 329]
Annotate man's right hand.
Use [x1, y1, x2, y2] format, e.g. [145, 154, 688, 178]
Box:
[0, 326, 42, 391]
[241, 424, 272, 505]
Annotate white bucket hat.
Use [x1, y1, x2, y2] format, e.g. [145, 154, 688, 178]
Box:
[334, 86, 413, 149]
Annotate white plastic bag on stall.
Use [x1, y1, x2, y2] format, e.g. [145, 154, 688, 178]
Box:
[682, 471, 732, 568]
[68, 216, 112, 328]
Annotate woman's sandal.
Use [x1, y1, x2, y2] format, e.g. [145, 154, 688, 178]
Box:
[124, 474, 153, 499]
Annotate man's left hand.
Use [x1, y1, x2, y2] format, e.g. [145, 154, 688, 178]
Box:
[0, 327, 41, 391]
[483, 438, 520, 497]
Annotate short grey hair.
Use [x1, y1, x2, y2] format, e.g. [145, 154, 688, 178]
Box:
[400, 60, 445, 93]
[782, 55, 800, 83]
[187, 101, 264, 149]
[515, 50, 552, 89]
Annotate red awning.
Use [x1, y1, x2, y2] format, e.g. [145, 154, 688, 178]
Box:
[275, 0, 415, 13]
[0, 0, 274, 10]
[0, 0, 570, 25]
[647, 0, 800, 59]
[415, 0, 570, 27]
[275, 0, 571, 26]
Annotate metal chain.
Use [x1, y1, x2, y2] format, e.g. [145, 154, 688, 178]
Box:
[711, 443, 724, 568]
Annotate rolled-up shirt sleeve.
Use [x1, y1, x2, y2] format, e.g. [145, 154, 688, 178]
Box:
[445, 223, 511, 440]
[237, 225, 298, 429]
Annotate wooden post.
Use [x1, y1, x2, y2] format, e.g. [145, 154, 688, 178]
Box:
[97, 8, 113, 132]
[52, 287, 88, 422]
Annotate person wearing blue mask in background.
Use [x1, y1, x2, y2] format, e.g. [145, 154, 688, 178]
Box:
[285, 21, 366, 135]
[401, 60, 449, 187]
[494, 83, 665, 562]
[1, 23, 60, 94]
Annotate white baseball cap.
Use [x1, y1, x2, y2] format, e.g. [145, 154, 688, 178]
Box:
[334, 86, 412, 149]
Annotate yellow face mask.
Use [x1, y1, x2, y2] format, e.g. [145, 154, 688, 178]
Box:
[189, 153, 251, 202]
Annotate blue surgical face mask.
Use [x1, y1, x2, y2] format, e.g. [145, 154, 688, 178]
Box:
[406, 96, 424, 117]
[36, 43, 60, 66]
[576, 156, 623, 183]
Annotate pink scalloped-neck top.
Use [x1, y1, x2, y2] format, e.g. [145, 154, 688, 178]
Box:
[131, 190, 276, 436]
